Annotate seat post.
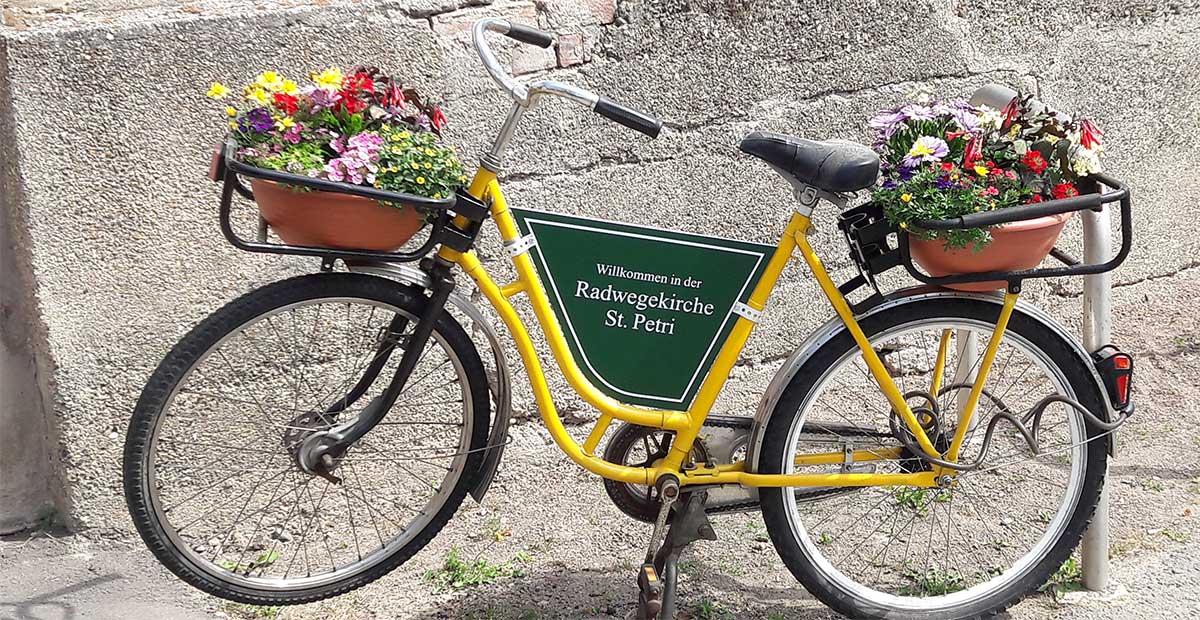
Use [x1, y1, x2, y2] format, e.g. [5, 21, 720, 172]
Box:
[795, 184, 821, 218]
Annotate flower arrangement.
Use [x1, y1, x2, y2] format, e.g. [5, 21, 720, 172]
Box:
[869, 94, 1106, 249]
[207, 66, 466, 205]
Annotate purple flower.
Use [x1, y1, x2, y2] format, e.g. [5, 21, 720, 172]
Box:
[281, 123, 303, 144]
[935, 175, 955, 190]
[307, 87, 342, 112]
[868, 109, 908, 140]
[949, 107, 981, 132]
[238, 107, 274, 133]
[901, 136, 950, 168]
[900, 103, 937, 122]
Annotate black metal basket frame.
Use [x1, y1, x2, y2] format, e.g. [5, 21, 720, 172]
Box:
[838, 172, 1132, 303]
[213, 140, 488, 264]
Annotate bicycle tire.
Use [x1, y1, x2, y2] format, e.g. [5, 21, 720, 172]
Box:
[123, 273, 490, 605]
[759, 297, 1108, 620]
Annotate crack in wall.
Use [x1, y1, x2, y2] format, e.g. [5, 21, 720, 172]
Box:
[1048, 260, 1200, 298]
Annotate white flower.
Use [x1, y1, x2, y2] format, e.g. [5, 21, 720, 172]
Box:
[975, 105, 1002, 130]
[1070, 145, 1103, 176]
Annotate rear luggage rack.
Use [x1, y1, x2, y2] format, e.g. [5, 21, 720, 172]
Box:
[837, 173, 1131, 299]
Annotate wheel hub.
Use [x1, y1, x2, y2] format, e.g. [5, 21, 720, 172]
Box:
[282, 412, 343, 482]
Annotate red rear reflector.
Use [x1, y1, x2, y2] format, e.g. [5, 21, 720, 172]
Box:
[1091, 345, 1134, 412]
[1115, 374, 1130, 403]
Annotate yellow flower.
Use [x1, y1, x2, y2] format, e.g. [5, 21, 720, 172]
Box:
[434, 192, 442, 199]
[311, 67, 344, 90]
[410, 162, 420, 170]
[900, 222, 909, 229]
[399, 131, 410, 138]
[228, 121, 238, 130]
[424, 162, 432, 169]
[225, 107, 237, 117]
[274, 116, 296, 131]
[416, 176, 426, 184]
[206, 82, 230, 99]
[973, 165, 989, 176]
[280, 79, 299, 94]
[458, 175, 468, 182]
[390, 133, 402, 142]
[255, 71, 284, 91]
[900, 193, 912, 203]
[245, 87, 269, 105]
[424, 148, 436, 156]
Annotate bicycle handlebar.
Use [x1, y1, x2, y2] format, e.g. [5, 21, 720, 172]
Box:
[472, 18, 661, 139]
[505, 22, 556, 48]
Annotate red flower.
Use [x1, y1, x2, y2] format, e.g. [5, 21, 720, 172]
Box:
[940, 162, 955, 172]
[1000, 97, 1020, 130]
[982, 186, 999, 197]
[963, 136, 982, 165]
[344, 72, 374, 94]
[430, 106, 448, 132]
[1052, 182, 1079, 199]
[383, 82, 406, 107]
[1029, 194, 1045, 203]
[271, 92, 298, 116]
[1022, 151, 1048, 174]
[338, 93, 368, 114]
[946, 131, 966, 142]
[1079, 119, 1103, 150]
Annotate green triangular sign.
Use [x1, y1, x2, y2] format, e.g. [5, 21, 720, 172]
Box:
[512, 208, 774, 411]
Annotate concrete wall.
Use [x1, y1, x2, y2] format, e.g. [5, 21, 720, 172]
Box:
[1, 40, 63, 532]
[1, 0, 1197, 533]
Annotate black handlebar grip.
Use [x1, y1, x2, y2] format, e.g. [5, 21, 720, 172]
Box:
[594, 97, 663, 139]
[504, 23, 555, 48]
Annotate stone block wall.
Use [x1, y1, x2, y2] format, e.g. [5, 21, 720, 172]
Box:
[1, 0, 1197, 533]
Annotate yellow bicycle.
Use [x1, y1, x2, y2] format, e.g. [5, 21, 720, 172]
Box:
[123, 19, 1135, 620]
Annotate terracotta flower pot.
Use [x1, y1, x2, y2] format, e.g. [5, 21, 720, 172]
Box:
[251, 180, 425, 251]
[909, 212, 1072, 292]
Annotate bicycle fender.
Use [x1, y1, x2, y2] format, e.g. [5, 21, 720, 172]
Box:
[346, 263, 513, 503]
[744, 286, 1113, 472]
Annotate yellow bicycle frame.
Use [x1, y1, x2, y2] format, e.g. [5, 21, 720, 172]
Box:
[436, 168, 1019, 490]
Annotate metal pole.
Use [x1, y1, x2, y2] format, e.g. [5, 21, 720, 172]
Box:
[954, 331, 979, 431]
[1080, 196, 1114, 591]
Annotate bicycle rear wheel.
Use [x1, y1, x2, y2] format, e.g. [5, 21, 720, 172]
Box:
[123, 273, 489, 605]
[759, 297, 1108, 619]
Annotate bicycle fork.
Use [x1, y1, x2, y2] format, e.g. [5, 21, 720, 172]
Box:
[295, 257, 458, 480]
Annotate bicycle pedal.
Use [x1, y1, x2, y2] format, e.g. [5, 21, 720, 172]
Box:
[636, 563, 663, 619]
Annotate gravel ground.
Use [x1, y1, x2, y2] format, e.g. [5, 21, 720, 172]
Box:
[3, 266, 1199, 619]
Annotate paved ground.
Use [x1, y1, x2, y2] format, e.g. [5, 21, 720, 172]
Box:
[2, 265, 1199, 620]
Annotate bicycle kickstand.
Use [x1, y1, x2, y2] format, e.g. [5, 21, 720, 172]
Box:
[634, 486, 717, 620]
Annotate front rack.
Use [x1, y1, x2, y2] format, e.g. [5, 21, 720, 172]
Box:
[838, 173, 1131, 302]
[213, 141, 489, 265]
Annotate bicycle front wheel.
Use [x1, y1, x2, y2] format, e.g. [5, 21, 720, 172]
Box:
[123, 273, 490, 605]
[759, 296, 1108, 619]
